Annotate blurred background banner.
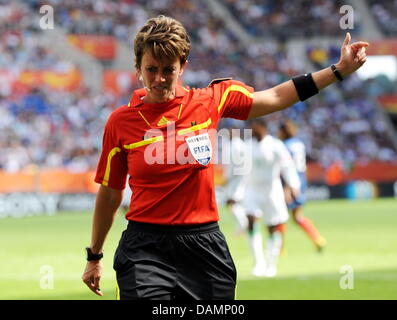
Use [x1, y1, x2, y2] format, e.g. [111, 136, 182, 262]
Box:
[378, 95, 397, 114]
[102, 70, 137, 95]
[366, 38, 397, 55]
[0, 170, 97, 194]
[67, 35, 117, 60]
[19, 69, 82, 91]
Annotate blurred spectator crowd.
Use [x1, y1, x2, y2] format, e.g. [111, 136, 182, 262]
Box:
[220, 0, 354, 38]
[368, 0, 397, 36]
[0, 0, 396, 173]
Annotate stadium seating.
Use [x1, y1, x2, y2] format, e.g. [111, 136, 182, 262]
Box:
[367, 0, 397, 37]
[220, 0, 353, 38]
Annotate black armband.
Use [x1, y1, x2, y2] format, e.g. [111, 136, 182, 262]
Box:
[292, 73, 319, 101]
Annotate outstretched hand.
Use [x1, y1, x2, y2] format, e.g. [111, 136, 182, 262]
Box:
[337, 32, 369, 77]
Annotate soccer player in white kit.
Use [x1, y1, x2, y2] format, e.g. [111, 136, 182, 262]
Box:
[223, 127, 249, 234]
[245, 118, 300, 277]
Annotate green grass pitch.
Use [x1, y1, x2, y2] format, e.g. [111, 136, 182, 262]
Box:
[0, 198, 396, 300]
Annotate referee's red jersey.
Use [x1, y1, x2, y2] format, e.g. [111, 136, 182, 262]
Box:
[95, 79, 253, 224]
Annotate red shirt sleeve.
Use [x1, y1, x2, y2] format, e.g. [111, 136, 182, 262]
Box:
[94, 111, 128, 190]
[211, 80, 254, 120]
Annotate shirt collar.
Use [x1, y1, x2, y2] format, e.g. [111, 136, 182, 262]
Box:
[128, 85, 189, 108]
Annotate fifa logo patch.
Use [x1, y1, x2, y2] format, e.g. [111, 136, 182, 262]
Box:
[185, 133, 212, 166]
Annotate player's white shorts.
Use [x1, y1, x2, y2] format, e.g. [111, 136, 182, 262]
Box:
[244, 186, 289, 226]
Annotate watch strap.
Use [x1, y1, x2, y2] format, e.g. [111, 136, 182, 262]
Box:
[331, 64, 344, 81]
[86, 247, 103, 261]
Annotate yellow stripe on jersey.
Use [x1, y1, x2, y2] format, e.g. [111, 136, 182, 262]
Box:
[102, 147, 121, 187]
[137, 110, 151, 127]
[116, 282, 120, 300]
[217, 84, 253, 113]
[123, 135, 164, 150]
[177, 118, 212, 135]
[177, 103, 183, 120]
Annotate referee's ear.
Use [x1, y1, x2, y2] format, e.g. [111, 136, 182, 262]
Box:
[179, 60, 188, 76]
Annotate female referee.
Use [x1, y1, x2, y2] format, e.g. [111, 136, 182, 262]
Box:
[82, 15, 368, 300]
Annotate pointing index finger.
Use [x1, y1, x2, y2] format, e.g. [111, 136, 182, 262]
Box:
[343, 32, 351, 46]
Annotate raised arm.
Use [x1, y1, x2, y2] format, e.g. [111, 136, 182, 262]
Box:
[248, 33, 369, 119]
[82, 185, 123, 296]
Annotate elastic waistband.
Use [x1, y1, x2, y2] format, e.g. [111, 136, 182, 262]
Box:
[127, 220, 219, 234]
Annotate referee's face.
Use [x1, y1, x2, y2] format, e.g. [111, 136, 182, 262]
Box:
[139, 50, 187, 103]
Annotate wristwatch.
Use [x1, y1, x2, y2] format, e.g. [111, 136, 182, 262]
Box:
[331, 64, 344, 81]
[85, 247, 103, 261]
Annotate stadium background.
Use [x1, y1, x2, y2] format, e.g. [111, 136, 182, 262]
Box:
[0, 0, 396, 300]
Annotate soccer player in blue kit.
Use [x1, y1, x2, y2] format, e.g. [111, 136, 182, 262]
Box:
[279, 120, 326, 252]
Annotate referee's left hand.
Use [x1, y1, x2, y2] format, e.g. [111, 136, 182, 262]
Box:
[336, 32, 369, 77]
[82, 261, 104, 296]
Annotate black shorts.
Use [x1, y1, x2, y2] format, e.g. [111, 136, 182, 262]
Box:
[113, 220, 237, 300]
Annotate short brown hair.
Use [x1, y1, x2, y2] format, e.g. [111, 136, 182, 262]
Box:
[134, 15, 191, 70]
